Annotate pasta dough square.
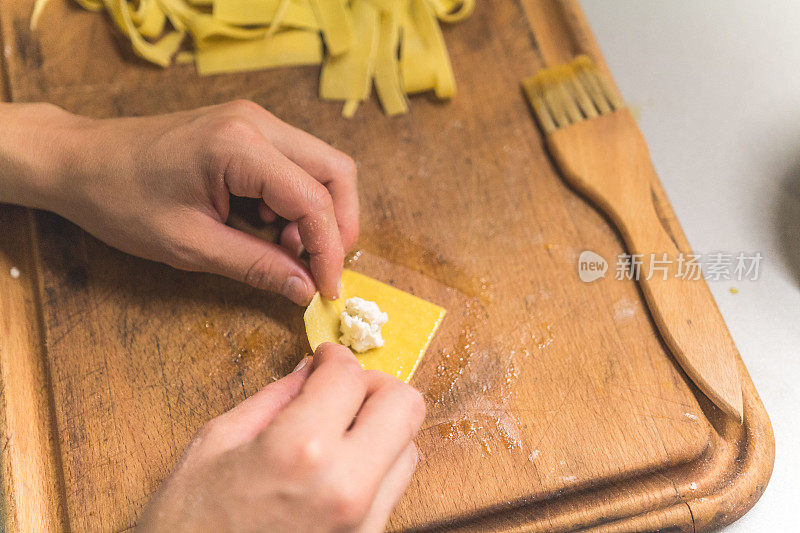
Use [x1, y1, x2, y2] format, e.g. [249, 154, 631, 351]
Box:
[304, 269, 446, 382]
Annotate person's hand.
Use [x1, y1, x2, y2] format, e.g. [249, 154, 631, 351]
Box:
[0, 101, 358, 304]
[137, 343, 426, 532]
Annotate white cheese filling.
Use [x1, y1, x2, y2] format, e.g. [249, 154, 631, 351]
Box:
[339, 297, 389, 353]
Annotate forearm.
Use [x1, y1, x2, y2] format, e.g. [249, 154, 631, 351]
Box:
[0, 102, 78, 211]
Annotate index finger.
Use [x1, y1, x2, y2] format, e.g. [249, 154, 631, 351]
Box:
[266, 124, 359, 251]
[222, 135, 344, 299]
[232, 102, 360, 251]
[193, 356, 314, 455]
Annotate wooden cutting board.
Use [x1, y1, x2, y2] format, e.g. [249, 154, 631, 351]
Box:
[0, 0, 774, 531]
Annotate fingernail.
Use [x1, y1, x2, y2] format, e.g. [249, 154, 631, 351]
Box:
[292, 356, 311, 373]
[332, 278, 342, 300]
[282, 276, 311, 305]
[409, 446, 420, 473]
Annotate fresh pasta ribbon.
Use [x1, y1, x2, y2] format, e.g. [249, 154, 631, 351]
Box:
[196, 29, 323, 74]
[213, 0, 319, 29]
[426, 0, 474, 22]
[373, 5, 407, 116]
[31, 0, 475, 117]
[319, 0, 379, 117]
[408, 0, 455, 98]
[131, 0, 167, 39]
[309, 0, 353, 57]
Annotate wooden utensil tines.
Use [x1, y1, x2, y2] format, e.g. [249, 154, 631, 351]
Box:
[523, 56, 744, 422]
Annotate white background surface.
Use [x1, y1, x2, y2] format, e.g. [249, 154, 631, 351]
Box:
[579, 1, 800, 530]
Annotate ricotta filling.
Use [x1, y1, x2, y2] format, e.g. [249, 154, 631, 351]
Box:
[339, 297, 389, 353]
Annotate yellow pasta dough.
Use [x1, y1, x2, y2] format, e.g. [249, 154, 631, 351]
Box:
[213, 0, 319, 30]
[304, 269, 446, 382]
[309, 0, 353, 56]
[196, 29, 322, 75]
[319, 0, 378, 117]
[373, 10, 407, 116]
[32, 0, 474, 116]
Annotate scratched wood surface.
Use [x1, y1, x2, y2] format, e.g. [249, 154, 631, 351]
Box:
[0, 0, 774, 531]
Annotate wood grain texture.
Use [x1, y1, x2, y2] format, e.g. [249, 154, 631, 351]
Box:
[0, 0, 774, 531]
[0, 207, 67, 532]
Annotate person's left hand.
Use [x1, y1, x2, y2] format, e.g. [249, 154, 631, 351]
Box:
[0, 100, 358, 304]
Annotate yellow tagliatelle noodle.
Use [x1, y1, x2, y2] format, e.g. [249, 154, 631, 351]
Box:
[196, 29, 323, 74]
[304, 269, 446, 382]
[319, 0, 378, 117]
[213, 0, 319, 30]
[30, 0, 474, 116]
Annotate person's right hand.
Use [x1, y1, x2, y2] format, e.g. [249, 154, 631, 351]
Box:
[137, 342, 426, 532]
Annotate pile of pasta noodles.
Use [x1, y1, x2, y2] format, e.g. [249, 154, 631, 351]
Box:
[31, 0, 474, 116]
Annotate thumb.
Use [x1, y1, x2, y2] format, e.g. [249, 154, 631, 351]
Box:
[197, 357, 314, 454]
[185, 215, 316, 305]
[221, 357, 313, 439]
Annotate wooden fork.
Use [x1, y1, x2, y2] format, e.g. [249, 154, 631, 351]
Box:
[523, 56, 743, 422]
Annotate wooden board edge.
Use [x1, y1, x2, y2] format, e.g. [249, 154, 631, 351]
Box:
[0, 16, 67, 530]
[647, 143, 775, 530]
[411, 376, 772, 532]
[515, 1, 775, 530]
[571, 366, 775, 533]
[684, 358, 775, 531]
[0, 4, 11, 102]
[0, 206, 68, 532]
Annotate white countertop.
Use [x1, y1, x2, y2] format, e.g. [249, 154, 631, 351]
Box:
[580, 1, 799, 530]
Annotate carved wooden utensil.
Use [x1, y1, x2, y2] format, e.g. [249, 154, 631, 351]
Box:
[523, 56, 743, 421]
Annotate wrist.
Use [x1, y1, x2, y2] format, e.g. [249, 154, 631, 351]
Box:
[0, 102, 87, 212]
